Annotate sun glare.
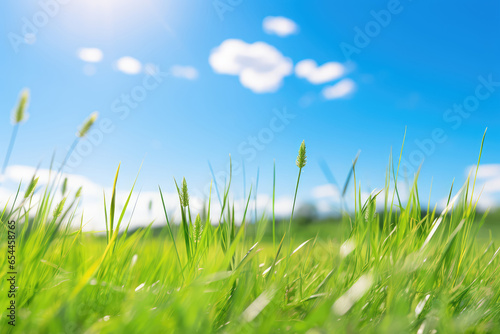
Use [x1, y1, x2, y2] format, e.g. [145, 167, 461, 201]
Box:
[57, 0, 160, 39]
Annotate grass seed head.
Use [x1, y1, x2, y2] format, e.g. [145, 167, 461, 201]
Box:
[194, 214, 202, 244]
[62, 177, 68, 196]
[53, 198, 67, 219]
[77, 111, 98, 137]
[75, 186, 82, 198]
[296, 140, 307, 168]
[24, 176, 39, 198]
[13, 89, 30, 124]
[181, 177, 189, 207]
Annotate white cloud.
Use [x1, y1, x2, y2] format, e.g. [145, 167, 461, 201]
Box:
[263, 16, 298, 37]
[484, 178, 500, 194]
[0, 165, 299, 231]
[438, 164, 500, 211]
[77, 48, 103, 63]
[316, 199, 334, 214]
[473, 164, 500, 203]
[295, 60, 345, 84]
[209, 39, 293, 93]
[437, 191, 496, 212]
[322, 79, 356, 100]
[466, 164, 500, 180]
[466, 164, 500, 195]
[273, 196, 294, 216]
[312, 184, 341, 199]
[170, 65, 199, 80]
[312, 182, 409, 215]
[0, 165, 177, 231]
[115, 56, 142, 75]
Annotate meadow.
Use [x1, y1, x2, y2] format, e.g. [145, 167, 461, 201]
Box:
[1, 91, 500, 333]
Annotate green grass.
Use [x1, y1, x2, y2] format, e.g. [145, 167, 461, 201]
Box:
[1, 92, 500, 333]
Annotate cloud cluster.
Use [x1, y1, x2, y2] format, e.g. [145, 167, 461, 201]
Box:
[76, 47, 199, 79]
[0, 165, 297, 231]
[322, 79, 356, 100]
[310, 181, 410, 215]
[312, 184, 341, 198]
[209, 39, 293, 93]
[295, 60, 345, 84]
[115, 56, 143, 75]
[77, 47, 103, 76]
[470, 164, 500, 181]
[1, 165, 185, 231]
[208, 17, 357, 98]
[263, 16, 298, 37]
[77, 48, 103, 63]
[295, 59, 355, 100]
[465, 164, 500, 209]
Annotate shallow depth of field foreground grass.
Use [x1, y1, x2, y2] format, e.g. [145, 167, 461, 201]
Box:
[1, 133, 500, 333]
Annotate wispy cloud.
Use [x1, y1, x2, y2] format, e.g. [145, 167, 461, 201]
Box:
[209, 39, 292, 93]
[1, 165, 298, 230]
[77, 48, 103, 63]
[170, 65, 199, 80]
[312, 184, 341, 199]
[437, 164, 500, 211]
[322, 79, 356, 100]
[468, 164, 500, 205]
[295, 59, 345, 84]
[263, 16, 298, 37]
[310, 182, 409, 215]
[467, 164, 500, 180]
[1, 165, 175, 231]
[115, 56, 142, 75]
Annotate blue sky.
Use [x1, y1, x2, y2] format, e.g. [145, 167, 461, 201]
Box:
[1, 0, 500, 223]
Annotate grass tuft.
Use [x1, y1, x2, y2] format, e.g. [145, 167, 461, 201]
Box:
[0, 92, 498, 332]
